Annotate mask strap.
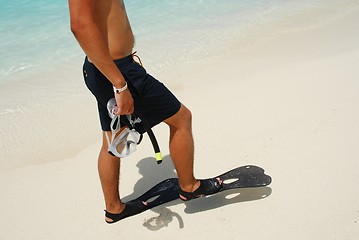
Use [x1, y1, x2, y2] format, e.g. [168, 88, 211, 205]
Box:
[108, 115, 122, 149]
[105, 131, 111, 148]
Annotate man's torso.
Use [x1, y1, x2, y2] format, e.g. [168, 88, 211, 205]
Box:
[94, 0, 134, 59]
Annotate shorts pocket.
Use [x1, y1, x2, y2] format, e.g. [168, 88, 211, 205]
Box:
[122, 63, 148, 98]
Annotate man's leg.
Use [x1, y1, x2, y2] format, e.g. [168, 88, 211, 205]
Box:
[164, 104, 200, 193]
[98, 131, 125, 222]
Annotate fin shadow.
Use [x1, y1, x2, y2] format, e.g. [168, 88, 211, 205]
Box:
[183, 186, 272, 214]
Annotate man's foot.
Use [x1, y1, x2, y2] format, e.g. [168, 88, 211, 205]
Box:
[105, 203, 126, 224]
[105, 203, 145, 224]
[179, 177, 223, 201]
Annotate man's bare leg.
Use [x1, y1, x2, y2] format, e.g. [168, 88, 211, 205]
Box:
[98, 131, 125, 223]
[164, 104, 200, 193]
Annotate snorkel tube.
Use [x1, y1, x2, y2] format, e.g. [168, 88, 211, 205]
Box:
[132, 112, 162, 164]
[141, 118, 162, 164]
[134, 112, 163, 164]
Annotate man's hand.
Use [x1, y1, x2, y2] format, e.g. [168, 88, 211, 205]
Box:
[114, 88, 134, 115]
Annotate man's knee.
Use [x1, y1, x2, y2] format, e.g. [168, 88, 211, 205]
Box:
[181, 105, 192, 124]
[165, 104, 192, 129]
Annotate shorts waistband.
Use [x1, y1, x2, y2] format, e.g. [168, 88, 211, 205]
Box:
[113, 54, 135, 67]
[85, 53, 135, 68]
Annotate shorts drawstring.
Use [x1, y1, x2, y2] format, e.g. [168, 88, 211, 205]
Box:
[132, 51, 143, 66]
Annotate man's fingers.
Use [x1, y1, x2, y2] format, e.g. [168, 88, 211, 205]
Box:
[114, 105, 134, 115]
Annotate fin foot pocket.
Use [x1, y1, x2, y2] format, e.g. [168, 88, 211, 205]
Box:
[179, 177, 223, 201]
[104, 203, 144, 224]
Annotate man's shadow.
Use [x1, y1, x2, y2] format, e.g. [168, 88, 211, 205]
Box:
[122, 155, 272, 230]
[122, 155, 184, 230]
[121, 155, 178, 202]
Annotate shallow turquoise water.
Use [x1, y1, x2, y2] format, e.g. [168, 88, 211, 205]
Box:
[1, 0, 358, 83]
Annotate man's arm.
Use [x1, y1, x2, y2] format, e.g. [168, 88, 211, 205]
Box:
[68, 0, 133, 115]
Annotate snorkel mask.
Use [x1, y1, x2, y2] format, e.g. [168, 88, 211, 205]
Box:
[106, 98, 163, 164]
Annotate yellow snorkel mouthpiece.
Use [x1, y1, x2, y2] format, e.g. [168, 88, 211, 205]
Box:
[156, 152, 163, 164]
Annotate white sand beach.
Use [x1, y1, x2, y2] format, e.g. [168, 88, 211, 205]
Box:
[1, 9, 359, 240]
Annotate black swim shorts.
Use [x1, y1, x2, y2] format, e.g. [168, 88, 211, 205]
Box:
[82, 54, 181, 133]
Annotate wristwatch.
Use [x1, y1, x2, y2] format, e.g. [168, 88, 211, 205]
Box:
[113, 82, 128, 94]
